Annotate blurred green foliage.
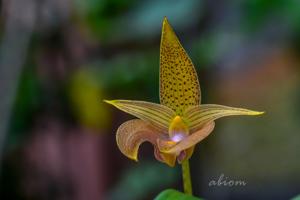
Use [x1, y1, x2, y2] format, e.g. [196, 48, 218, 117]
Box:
[155, 189, 203, 200]
[107, 161, 179, 200]
[8, 64, 41, 148]
[74, 0, 137, 38]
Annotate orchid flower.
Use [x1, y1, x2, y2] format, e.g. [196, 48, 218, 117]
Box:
[104, 18, 263, 168]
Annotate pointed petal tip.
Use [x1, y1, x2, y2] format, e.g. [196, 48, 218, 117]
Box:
[162, 16, 171, 29]
[124, 153, 139, 162]
[103, 99, 112, 104]
[103, 99, 118, 106]
[167, 163, 176, 167]
[130, 156, 138, 162]
[163, 16, 168, 23]
[249, 110, 265, 115]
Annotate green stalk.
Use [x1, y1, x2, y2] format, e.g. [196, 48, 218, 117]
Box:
[181, 159, 192, 195]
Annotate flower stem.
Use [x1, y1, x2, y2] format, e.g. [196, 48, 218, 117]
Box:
[181, 159, 192, 195]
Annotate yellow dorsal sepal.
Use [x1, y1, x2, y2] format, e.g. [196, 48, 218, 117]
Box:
[159, 17, 201, 115]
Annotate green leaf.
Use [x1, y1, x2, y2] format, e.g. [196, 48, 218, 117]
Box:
[291, 194, 300, 200]
[154, 189, 203, 200]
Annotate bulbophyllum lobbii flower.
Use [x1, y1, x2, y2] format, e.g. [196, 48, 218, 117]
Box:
[104, 17, 264, 167]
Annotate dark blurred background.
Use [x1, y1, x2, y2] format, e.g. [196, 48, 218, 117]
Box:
[0, 0, 300, 199]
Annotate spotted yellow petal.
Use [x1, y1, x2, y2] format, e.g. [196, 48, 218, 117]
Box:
[159, 17, 200, 115]
[104, 100, 176, 132]
[158, 122, 215, 154]
[184, 104, 264, 133]
[116, 119, 166, 161]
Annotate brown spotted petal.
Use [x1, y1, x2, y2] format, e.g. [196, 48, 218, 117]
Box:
[158, 122, 215, 154]
[160, 17, 201, 115]
[116, 119, 176, 166]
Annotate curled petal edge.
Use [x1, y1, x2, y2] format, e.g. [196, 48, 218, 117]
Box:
[116, 119, 176, 166]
